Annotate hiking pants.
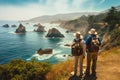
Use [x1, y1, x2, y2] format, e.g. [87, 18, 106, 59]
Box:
[86, 52, 98, 74]
[74, 54, 84, 75]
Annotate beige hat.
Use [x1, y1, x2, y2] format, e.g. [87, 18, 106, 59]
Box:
[88, 28, 97, 34]
[73, 32, 83, 39]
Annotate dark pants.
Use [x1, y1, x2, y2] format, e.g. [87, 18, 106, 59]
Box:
[86, 52, 98, 75]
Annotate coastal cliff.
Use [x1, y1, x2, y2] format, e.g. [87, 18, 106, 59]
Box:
[60, 7, 120, 50]
[46, 46, 120, 80]
[59, 17, 89, 36]
[0, 47, 120, 80]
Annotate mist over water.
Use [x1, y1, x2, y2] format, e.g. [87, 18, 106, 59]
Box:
[0, 21, 74, 64]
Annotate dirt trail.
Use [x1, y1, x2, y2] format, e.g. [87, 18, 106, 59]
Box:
[96, 52, 120, 80]
[66, 47, 120, 80]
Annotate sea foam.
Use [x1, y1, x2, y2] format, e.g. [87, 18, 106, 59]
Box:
[26, 49, 62, 61]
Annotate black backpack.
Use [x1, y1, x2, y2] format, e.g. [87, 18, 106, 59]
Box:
[87, 35, 99, 52]
[71, 39, 83, 56]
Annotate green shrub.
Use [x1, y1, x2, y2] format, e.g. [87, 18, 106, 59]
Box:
[112, 28, 120, 38]
[110, 28, 120, 47]
[116, 41, 120, 46]
[0, 59, 51, 80]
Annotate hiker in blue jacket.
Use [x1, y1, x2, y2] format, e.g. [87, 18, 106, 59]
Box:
[85, 28, 101, 76]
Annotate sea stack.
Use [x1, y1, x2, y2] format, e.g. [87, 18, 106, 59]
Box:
[11, 25, 17, 27]
[37, 48, 53, 55]
[2, 24, 9, 28]
[46, 28, 64, 37]
[34, 23, 46, 32]
[15, 24, 26, 33]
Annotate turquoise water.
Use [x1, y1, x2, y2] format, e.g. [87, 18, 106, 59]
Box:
[0, 21, 74, 64]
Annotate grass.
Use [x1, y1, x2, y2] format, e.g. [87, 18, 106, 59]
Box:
[101, 46, 120, 57]
[46, 46, 120, 80]
[46, 60, 74, 80]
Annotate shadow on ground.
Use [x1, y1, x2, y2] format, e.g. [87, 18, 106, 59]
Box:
[69, 74, 97, 80]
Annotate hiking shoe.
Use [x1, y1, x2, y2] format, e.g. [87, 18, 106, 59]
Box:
[85, 72, 90, 76]
[91, 72, 96, 77]
[85, 71, 90, 74]
[79, 74, 83, 78]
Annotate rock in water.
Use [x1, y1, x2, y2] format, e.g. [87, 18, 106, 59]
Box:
[2, 24, 9, 28]
[15, 24, 26, 33]
[66, 30, 71, 33]
[46, 28, 64, 37]
[34, 23, 46, 32]
[11, 25, 17, 27]
[37, 48, 52, 55]
[63, 55, 66, 57]
[33, 24, 39, 27]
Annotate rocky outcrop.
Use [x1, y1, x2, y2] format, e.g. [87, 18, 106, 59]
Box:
[59, 19, 89, 35]
[33, 24, 38, 27]
[65, 30, 72, 33]
[63, 54, 72, 57]
[15, 24, 26, 33]
[2, 24, 9, 28]
[11, 25, 17, 27]
[46, 28, 64, 37]
[37, 48, 52, 55]
[34, 23, 46, 32]
[101, 27, 120, 50]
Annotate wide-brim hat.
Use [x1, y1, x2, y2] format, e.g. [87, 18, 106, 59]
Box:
[73, 32, 83, 39]
[88, 28, 97, 35]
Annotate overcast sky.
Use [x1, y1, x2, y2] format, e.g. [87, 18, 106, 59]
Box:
[0, 0, 119, 21]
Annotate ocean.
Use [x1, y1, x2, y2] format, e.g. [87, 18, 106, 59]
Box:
[0, 21, 74, 64]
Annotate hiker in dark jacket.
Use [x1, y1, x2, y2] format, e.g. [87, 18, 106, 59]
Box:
[85, 28, 101, 76]
[71, 32, 86, 77]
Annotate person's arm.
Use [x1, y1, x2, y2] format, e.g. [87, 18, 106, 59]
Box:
[85, 36, 92, 52]
[98, 37, 101, 46]
[71, 39, 76, 47]
[81, 40, 86, 56]
[64, 39, 76, 47]
[85, 36, 91, 45]
[98, 37, 102, 50]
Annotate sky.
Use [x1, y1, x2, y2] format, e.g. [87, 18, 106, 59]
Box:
[0, 0, 119, 21]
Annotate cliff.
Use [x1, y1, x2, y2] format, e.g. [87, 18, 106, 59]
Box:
[0, 47, 120, 80]
[23, 12, 98, 23]
[46, 46, 120, 80]
[60, 17, 89, 36]
[59, 6, 120, 50]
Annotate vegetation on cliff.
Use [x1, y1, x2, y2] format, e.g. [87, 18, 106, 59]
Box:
[60, 6, 120, 50]
[0, 59, 51, 80]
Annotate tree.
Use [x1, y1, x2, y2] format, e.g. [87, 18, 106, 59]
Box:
[117, 11, 120, 24]
[104, 7, 119, 31]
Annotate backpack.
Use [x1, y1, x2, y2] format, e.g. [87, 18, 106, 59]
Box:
[87, 35, 100, 52]
[71, 39, 83, 56]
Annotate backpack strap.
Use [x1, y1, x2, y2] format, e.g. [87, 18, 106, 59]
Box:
[74, 38, 82, 43]
[72, 38, 83, 56]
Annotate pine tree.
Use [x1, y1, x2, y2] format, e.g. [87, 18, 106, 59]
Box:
[104, 7, 119, 31]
